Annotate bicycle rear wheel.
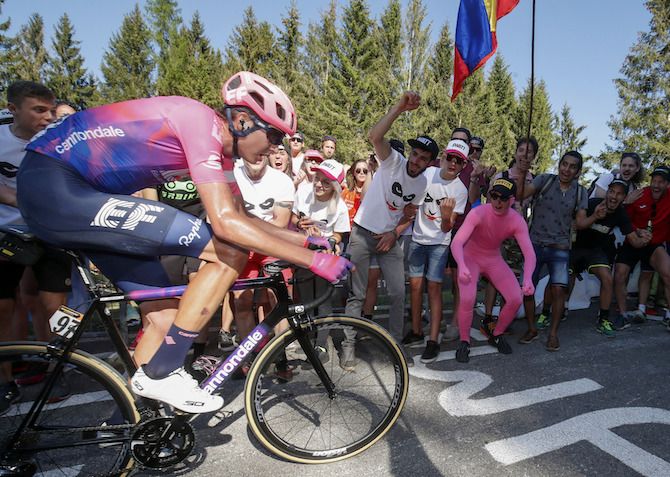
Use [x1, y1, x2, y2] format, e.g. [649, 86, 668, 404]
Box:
[245, 315, 409, 463]
[0, 343, 139, 476]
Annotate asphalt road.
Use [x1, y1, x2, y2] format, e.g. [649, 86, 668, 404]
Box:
[136, 304, 670, 477]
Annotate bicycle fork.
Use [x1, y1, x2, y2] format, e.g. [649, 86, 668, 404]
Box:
[289, 316, 337, 399]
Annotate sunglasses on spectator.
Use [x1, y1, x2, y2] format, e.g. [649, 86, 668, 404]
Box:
[314, 177, 333, 188]
[489, 192, 511, 201]
[470, 147, 483, 153]
[355, 168, 369, 174]
[290, 137, 304, 143]
[444, 155, 465, 165]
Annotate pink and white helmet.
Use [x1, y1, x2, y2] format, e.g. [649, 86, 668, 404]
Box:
[222, 71, 297, 136]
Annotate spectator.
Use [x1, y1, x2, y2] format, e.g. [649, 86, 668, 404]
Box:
[345, 91, 433, 367]
[294, 149, 323, 199]
[321, 135, 337, 160]
[54, 101, 76, 119]
[590, 152, 644, 204]
[518, 151, 592, 351]
[613, 165, 670, 328]
[466, 136, 496, 205]
[451, 178, 536, 363]
[404, 140, 468, 364]
[289, 132, 305, 176]
[269, 144, 293, 179]
[569, 179, 649, 336]
[342, 159, 372, 226]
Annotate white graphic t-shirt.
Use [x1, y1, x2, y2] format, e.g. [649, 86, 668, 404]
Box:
[234, 165, 294, 222]
[0, 124, 27, 225]
[293, 190, 351, 238]
[412, 167, 468, 246]
[354, 149, 428, 234]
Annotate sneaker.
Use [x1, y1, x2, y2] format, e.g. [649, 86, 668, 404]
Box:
[612, 314, 631, 331]
[455, 341, 470, 363]
[479, 317, 495, 340]
[401, 331, 425, 348]
[339, 340, 356, 371]
[596, 320, 616, 338]
[545, 335, 560, 352]
[315, 345, 330, 364]
[218, 330, 238, 352]
[489, 334, 512, 355]
[0, 382, 20, 416]
[662, 316, 670, 327]
[420, 340, 440, 364]
[535, 313, 551, 330]
[131, 366, 224, 414]
[442, 325, 459, 343]
[518, 329, 539, 344]
[628, 309, 647, 324]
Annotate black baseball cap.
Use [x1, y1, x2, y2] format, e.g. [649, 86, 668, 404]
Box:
[389, 138, 405, 156]
[407, 135, 439, 160]
[608, 178, 630, 191]
[490, 178, 517, 200]
[470, 136, 485, 150]
[651, 165, 670, 182]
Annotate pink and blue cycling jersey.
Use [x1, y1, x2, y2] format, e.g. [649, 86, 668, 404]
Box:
[26, 96, 237, 195]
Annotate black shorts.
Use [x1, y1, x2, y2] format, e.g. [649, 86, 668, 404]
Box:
[615, 242, 665, 272]
[16, 152, 213, 292]
[0, 248, 72, 299]
[569, 248, 611, 276]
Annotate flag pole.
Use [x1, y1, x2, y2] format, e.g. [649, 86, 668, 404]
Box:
[518, 0, 536, 204]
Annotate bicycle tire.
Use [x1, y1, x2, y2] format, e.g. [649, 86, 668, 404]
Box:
[245, 315, 409, 463]
[0, 342, 139, 476]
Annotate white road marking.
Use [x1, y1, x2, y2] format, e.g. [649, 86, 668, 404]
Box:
[37, 465, 84, 477]
[485, 407, 670, 477]
[3, 391, 113, 418]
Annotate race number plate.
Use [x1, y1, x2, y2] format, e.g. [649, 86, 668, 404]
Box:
[49, 305, 84, 340]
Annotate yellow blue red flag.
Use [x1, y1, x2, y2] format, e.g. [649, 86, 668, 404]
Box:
[452, 0, 519, 101]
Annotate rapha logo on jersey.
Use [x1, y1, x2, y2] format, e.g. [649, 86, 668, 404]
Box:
[54, 125, 126, 154]
[90, 198, 164, 231]
[179, 218, 203, 246]
[202, 153, 223, 171]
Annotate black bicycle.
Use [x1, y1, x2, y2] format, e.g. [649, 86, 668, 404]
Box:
[0, 225, 409, 476]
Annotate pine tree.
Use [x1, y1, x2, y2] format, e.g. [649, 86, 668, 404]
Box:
[606, 0, 669, 169]
[486, 55, 517, 170]
[45, 14, 98, 108]
[413, 21, 456, 148]
[13, 14, 47, 83]
[145, 0, 181, 89]
[276, 1, 303, 91]
[100, 5, 154, 102]
[223, 7, 277, 79]
[403, 0, 430, 91]
[555, 103, 587, 158]
[0, 0, 17, 94]
[373, 0, 403, 107]
[514, 79, 557, 173]
[156, 12, 224, 107]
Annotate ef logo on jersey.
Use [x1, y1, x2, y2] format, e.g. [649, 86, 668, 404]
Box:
[91, 198, 164, 231]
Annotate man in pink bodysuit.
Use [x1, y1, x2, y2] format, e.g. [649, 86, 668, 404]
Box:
[450, 178, 536, 363]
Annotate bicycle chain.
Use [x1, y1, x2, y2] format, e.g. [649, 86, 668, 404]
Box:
[130, 417, 195, 469]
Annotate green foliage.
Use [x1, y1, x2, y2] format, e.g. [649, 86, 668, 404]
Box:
[45, 14, 98, 108]
[486, 55, 517, 170]
[13, 14, 47, 83]
[514, 79, 557, 173]
[100, 5, 154, 103]
[223, 7, 277, 80]
[0, 0, 17, 95]
[606, 0, 670, 169]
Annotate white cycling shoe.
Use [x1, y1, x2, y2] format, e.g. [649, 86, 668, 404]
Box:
[131, 366, 224, 414]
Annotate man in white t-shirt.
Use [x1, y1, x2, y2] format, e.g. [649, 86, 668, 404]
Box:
[289, 131, 305, 176]
[405, 140, 469, 363]
[223, 150, 296, 344]
[345, 91, 433, 364]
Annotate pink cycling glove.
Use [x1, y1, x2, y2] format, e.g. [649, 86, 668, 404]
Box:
[309, 252, 354, 283]
[304, 236, 331, 250]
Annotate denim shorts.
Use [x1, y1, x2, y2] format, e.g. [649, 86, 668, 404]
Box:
[531, 244, 570, 287]
[408, 241, 449, 282]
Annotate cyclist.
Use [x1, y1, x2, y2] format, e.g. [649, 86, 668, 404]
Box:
[17, 71, 352, 414]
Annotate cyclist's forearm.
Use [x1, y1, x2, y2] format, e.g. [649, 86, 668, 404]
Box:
[252, 215, 305, 246]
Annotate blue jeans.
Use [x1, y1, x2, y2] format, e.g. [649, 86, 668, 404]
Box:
[408, 241, 449, 283]
[531, 244, 570, 287]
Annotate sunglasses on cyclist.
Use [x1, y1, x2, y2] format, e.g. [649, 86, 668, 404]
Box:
[444, 155, 465, 166]
[489, 192, 511, 202]
[259, 123, 285, 146]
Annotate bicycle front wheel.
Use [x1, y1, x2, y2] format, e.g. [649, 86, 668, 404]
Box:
[245, 315, 409, 463]
[0, 342, 139, 476]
